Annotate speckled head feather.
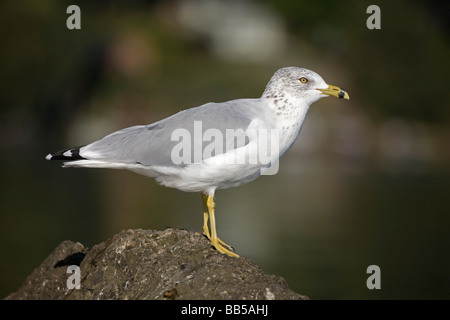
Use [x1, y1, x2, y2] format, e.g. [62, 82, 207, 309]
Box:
[262, 67, 328, 106]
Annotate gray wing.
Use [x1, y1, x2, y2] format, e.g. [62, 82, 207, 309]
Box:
[79, 99, 263, 167]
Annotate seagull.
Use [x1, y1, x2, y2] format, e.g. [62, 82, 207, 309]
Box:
[46, 67, 349, 258]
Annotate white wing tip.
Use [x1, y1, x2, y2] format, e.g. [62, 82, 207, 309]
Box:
[45, 154, 52, 160]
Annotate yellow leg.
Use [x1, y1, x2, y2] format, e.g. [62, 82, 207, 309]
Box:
[202, 193, 232, 250]
[203, 193, 239, 258]
[202, 193, 211, 240]
[202, 193, 234, 251]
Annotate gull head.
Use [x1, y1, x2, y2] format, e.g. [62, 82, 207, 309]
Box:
[262, 67, 349, 106]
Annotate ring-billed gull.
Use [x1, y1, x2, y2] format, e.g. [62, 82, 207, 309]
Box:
[46, 67, 349, 258]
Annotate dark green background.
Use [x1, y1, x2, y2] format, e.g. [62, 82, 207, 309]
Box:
[1, 0, 449, 299]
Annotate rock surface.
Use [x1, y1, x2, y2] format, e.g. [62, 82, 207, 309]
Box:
[6, 228, 307, 300]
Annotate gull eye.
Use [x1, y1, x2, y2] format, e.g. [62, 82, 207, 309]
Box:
[299, 77, 308, 84]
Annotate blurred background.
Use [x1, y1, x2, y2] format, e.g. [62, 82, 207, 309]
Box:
[1, 0, 449, 299]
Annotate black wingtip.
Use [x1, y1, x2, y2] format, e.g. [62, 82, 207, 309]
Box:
[46, 146, 85, 161]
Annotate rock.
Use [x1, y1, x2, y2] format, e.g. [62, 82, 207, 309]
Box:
[6, 228, 308, 300]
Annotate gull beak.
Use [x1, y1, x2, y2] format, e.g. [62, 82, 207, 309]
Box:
[318, 84, 350, 100]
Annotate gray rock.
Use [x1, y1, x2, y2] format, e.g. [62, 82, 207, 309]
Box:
[6, 228, 307, 300]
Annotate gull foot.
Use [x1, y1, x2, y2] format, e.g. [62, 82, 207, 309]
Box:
[210, 238, 239, 258]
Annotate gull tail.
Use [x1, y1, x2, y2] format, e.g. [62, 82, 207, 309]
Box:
[45, 146, 85, 161]
[45, 146, 125, 169]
